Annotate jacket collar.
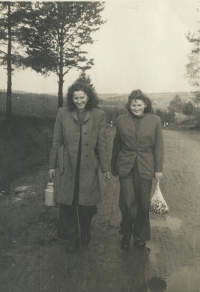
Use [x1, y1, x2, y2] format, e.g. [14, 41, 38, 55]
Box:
[83, 110, 91, 122]
[129, 111, 145, 119]
[71, 110, 78, 121]
[71, 109, 91, 122]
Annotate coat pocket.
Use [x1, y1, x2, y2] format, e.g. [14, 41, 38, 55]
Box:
[57, 145, 64, 174]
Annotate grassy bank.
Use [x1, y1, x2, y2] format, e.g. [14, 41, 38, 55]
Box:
[0, 113, 55, 190]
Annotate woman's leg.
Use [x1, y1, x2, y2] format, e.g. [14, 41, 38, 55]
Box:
[78, 205, 97, 244]
[57, 203, 79, 240]
[119, 170, 137, 249]
[132, 163, 152, 243]
[119, 170, 137, 236]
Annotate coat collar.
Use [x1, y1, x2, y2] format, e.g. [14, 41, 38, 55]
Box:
[71, 110, 91, 122]
[83, 110, 91, 122]
[128, 111, 145, 120]
[71, 110, 78, 121]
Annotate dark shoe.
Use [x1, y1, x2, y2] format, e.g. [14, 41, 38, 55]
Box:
[134, 239, 146, 247]
[81, 228, 91, 245]
[66, 238, 79, 253]
[121, 234, 132, 250]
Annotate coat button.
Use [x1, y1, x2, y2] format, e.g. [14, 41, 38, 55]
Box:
[84, 132, 87, 135]
[85, 143, 88, 146]
[85, 154, 88, 157]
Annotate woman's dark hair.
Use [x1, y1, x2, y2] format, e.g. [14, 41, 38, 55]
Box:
[125, 89, 152, 113]
[67, 82, 99, 111]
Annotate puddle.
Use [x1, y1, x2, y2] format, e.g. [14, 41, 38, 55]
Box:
[12, 197, 23, 203]
[165, 216, 182, 230]
[147, 276, 167, 291]
[151, 216, 182, 231]
[167, 266, 200, 292]
[151, 218, 167, 228]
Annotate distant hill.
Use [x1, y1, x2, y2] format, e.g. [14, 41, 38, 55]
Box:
[101, 92, 193, 110]
[0, 90, 58, 118]
[0, 90, 193, 117]
[0, 89, 57, 96]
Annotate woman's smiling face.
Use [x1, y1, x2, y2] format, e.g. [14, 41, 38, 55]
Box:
[73, 91, 89, 111]
[129, 99, 146, 116]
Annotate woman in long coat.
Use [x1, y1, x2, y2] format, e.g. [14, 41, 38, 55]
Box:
[49, 82, 111, 253]
[111, 89, 164, 250]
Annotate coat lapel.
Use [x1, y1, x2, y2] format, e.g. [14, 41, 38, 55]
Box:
[71, 110, 78, 121]
[71, 110, 91, 122]
[83, 110, 91, 122]
[127, 112, 136, 133]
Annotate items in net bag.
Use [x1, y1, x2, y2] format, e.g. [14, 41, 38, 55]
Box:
[150, 181, 169, 214]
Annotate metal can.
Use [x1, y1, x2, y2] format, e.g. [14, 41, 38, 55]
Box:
[44, 182, 56, 206]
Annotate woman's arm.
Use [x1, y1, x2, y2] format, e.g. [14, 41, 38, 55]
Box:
[111, 120, 122, 177]
[96, 111, 111, 173]
[154, 117, 164, 174]
[49, 109, 64, 170]
[49, 169, 55, 180]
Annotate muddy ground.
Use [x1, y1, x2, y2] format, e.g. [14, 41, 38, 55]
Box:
[0, 127, 200, 292]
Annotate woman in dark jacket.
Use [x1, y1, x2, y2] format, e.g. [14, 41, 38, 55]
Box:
[49, 82, 111, 253]
[111, 89, 164, 250]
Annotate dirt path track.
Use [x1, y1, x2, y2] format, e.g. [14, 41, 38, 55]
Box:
[0, 127, 200, 292]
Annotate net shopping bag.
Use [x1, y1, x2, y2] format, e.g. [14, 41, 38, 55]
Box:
[150, 181, 169, 214]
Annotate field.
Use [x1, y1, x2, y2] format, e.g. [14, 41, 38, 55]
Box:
[0, 90, 193, 119]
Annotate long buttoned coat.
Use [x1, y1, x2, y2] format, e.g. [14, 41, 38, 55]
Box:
[111, 112, 164, 180]
[49, 107, 110, 206]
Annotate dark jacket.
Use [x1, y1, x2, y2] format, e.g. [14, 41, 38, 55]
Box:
[111, 112, 164, 180]
[49, 107, 110, 206]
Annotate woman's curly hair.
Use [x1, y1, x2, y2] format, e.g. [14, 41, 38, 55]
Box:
[66, 82, 99, 111]
[125, 89, 152, 113]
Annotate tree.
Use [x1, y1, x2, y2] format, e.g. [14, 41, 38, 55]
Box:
[76, 70, 96, 91]
[185, 2, 200, 107]
[155, 108, 176, 125]
[18, 2, 105, 108]
[182, 101, 195, 116]
[168, 95, 183, 113]
[185, 38, 200, 106]
[0, 2, 31, 131]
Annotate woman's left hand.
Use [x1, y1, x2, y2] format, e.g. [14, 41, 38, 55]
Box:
[155, 172, 163, 181]
[103, 172, 111, 182]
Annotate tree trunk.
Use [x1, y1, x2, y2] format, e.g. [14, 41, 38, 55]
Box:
[57, 4, 64, 109]
[6, 2, 12, 132]
[58, 74, 63, 108]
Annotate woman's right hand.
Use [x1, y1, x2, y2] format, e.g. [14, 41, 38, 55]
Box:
[49, 169, 55, 180]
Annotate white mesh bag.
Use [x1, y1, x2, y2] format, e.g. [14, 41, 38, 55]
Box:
[150, 181, 169, 214]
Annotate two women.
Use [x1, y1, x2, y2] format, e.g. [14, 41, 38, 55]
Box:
[49, 85, 164, 252]
[111, 89, 164, 250]
[49, 82, 111, 253]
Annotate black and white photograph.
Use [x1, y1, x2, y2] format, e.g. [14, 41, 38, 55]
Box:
[0, 1, 200, 291]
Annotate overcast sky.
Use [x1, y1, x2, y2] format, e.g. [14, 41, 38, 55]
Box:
[0, 0, 199, 95]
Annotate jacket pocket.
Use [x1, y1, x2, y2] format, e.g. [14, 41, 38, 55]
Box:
[57, 145, 64, 174]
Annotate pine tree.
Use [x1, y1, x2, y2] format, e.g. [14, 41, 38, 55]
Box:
[17, 2, 105, 108]
[76, 71, 96, 92]
[0, 2, 33, 131]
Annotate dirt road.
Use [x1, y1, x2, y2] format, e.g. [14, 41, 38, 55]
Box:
[0, 127, 200, 292]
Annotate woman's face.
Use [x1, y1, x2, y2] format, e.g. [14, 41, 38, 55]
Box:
[73, 90, 89, 111]
[129, 99, 146, 116]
